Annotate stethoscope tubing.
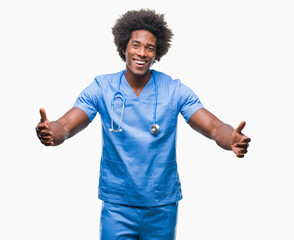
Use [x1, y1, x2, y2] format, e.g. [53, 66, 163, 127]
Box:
[110, 91, 125, 132]
[109, 70, 159, 134]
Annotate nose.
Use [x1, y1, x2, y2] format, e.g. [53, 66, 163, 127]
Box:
[137, 47, 147, 57]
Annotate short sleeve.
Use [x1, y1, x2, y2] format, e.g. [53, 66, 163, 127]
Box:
[178, 82, 204, 122]
[73, 77, 101, 122]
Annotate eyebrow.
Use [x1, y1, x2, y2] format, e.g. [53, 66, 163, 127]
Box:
[132, 40, 156, 48]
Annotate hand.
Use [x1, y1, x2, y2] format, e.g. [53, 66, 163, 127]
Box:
[231, 121, 251, 158]
[35, 108, 54, 146]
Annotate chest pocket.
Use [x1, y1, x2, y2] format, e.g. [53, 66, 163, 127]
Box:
[116, 102, 178, 135]
[156, 105, 178, 133]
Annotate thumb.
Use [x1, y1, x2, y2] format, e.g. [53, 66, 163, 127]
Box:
[39, 108, 48, 122]
[235, 121, 246, 134]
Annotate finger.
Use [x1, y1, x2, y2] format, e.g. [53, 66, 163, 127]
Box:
[38, 131, 53, 137]
[40, 137, 53, 143]
[238, 148, 248, 154]
[237, 137, 251, 144]
[39, 108, 48, 123]
[236, 153, 245, 158]
[236, 147, 249, 157]
[40, 138, 54, 146]
[37, 129, 49, 136]
[233, 147, 247, 156]
[36, 124, 49, 132]
[234, 142, 249, 148]
[42, 141, 54, 146]
[38, 131, 53, 140]
[235, 121, 246, 134]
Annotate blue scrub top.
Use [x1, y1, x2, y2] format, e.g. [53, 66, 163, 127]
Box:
[74, 70, 204, 206]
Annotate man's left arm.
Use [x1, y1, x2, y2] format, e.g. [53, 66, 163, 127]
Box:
[188, 108, 251, 158]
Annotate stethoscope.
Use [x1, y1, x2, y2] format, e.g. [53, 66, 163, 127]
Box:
[109, 70, 160, 135]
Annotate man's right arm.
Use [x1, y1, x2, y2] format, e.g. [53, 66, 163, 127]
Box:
[35, 107, 90, 146]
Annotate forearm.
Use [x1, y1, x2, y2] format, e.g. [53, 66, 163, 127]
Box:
[49, 120, 69, 146]
[188, 109, 250, 157]
[36, 107, 90, 147]
[213, 123, 234, 150]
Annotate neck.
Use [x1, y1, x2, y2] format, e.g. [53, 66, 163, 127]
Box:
[124, 68, 152, 96]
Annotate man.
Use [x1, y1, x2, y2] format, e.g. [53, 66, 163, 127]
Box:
[36, 9, 250, 240]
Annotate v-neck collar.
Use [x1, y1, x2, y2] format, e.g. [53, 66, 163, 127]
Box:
[121, 73, 154, 100]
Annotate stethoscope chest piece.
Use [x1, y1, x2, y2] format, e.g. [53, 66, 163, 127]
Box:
[150, 123, 160, 135]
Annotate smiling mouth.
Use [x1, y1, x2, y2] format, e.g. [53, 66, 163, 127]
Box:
[134, 60, 147, 65]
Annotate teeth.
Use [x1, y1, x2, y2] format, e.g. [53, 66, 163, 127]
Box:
[135, 60, 146, 64]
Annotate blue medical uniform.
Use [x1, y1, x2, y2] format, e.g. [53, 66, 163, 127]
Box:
[100, 201, 179, 239]
[74, 70, 204, 238]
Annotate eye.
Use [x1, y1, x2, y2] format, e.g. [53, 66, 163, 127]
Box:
[132, 43, 139, 48]
[147, 46, 155, 52]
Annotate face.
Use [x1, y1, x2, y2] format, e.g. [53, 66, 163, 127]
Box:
[123, 30, 157, 77]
